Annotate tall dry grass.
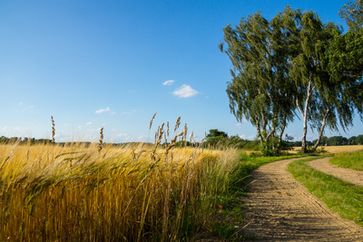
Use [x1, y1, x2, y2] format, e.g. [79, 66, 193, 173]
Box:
[0, 142, 238, 241]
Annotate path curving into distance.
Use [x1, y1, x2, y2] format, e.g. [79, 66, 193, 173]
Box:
[241, 158, 363, 241]
[309, 157, 363, 186]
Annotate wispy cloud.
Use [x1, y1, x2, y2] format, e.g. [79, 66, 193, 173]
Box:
[95, 107, 114, 114]
[162, 80, 175, 86]
[173, 84, 198, 98]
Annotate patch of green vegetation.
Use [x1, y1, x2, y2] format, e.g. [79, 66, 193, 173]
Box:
[212, 222, 238, 238]
[210, 153, 304, 240]
[288, 159, 363, 226]
[330, 151, 363, 171]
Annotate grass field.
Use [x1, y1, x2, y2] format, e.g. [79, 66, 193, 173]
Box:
[288, 158, 363, 226]
[330, 151, 363, 171]
[0, 143, 240, 241]
[317, 145, 363, 153]
[2, 139, 363, 240]
[291, 145, 363, 154]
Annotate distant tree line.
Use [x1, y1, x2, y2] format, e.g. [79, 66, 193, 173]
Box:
[220, 0, 363, 154]
[0, 136, 154, 147]
[1, 131, 362, 150]
[0, 136, 53, 145]
[201, 129, 363, 150]
[287, 134, 363, 147]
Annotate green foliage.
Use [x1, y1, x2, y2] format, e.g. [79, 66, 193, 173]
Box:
[260, 136, 286, 156]
[206, 129, 228, 138]
[221, 5, 363, 154]
[221, 8, 300, 155]
[289, 159, 363, 225]
[289, 11, 363, 152]
[340, 0, 363, 31]
[318, 136, 349, 146]
[212, 222, 238, 239]
[348, 135, 363, 145]
[331, 151, 363, 171]
[204, 129, 228, 147]
[202, 129, 259, 149]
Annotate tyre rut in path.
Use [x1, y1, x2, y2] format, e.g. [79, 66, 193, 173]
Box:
[241, 158, 363, 241]
[309, 157, 363, 186]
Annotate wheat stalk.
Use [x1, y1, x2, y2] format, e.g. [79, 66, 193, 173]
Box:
[149, 112, 157, 130]
[98, 127, 104, 152]
[174, 116, 181, 133]
[51, 116, 56, 143]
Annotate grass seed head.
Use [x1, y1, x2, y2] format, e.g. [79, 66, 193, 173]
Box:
[98, 127, 104, 152]
[149, 112, 157, 130]
[51, 116, 56, 143]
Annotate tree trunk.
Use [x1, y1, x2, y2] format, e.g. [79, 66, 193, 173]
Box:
[312, 108, 330, 151]
[265, 125, 277, 142]
[301, 80, 312, 153]
[278, 120, 287, 150]
[255, 117, 264, 142]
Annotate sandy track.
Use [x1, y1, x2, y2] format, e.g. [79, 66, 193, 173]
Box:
[309, 157, 363, 186]
[241, 158, 363, 241]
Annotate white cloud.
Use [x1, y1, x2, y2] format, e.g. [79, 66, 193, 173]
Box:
[173, 84, 198, 98]
[95, 107, 114, 114]
[162, 80, 175, 86]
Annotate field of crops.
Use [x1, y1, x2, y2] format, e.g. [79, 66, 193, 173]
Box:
[292, 145, 363, 154]
[0, 143, 238, 241]
[322, 145, 363, 154]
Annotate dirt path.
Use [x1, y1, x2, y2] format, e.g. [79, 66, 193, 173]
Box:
[309, 157, 363, 186]
[241, 158, 363, 241]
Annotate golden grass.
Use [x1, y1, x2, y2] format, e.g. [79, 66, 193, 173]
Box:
[0, 143, 238, 241]
[292, 145, 363, 154]
[321, 145, 363, 153]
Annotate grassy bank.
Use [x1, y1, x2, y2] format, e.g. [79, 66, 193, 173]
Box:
[288, 158, 363, 226]
[0, 144, 240, 241]
[330, 151, 363, 171]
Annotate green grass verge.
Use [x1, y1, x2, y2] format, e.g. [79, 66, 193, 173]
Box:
[210, 153, 304, 240]
[330, 151, 363, 171]
[288, 158, 363, 226]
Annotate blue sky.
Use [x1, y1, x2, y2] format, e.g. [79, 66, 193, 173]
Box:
[0, 0, 362, 143]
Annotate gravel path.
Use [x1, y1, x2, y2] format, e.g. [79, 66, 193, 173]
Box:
[309, 157, 363, 186]
[241, 158, 363, 241]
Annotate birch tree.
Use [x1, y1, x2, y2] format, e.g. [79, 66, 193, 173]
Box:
[222, 6, 363, 154]
[221, 9, 298, 154]
[291, 11, 363, 152]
